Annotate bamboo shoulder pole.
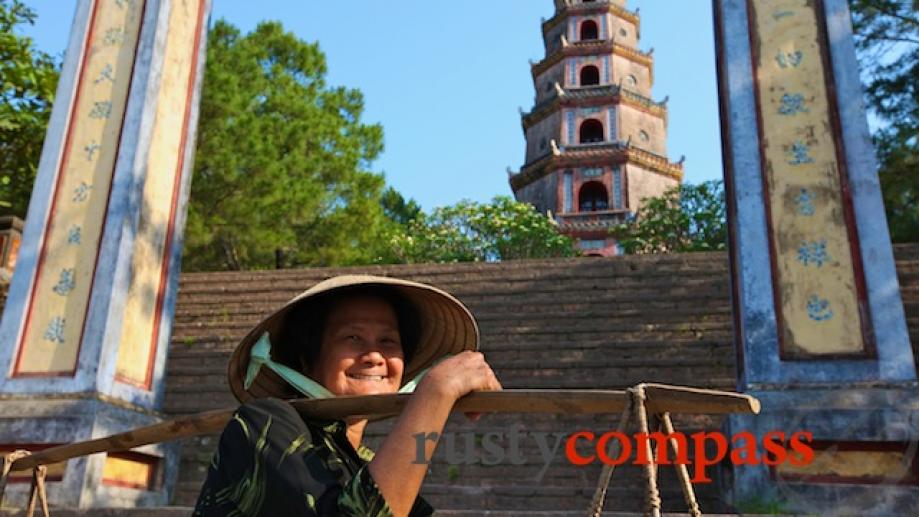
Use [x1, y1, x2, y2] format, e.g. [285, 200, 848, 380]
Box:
[9, 387, 759, 472]
[10, 408, 235, 472]
[642, 383, 761, 415]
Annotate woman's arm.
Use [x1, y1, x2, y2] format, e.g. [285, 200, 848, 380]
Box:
[367, 351, 502, 517]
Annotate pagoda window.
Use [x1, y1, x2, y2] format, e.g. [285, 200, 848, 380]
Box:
[580, 65, 600, 86]
[580, 20, 599, 41]
[579, 119, 604, 144]
[578, 181, 609, 212]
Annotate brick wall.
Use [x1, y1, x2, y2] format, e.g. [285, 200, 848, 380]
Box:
[163, 244, 919, 512]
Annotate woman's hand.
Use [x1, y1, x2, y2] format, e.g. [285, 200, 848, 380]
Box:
[417, 351, 502, 419]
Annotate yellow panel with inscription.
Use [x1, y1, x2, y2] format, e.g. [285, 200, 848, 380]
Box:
[15, 0, 145, 375]
[114, 0, 205, 388]
[101, 453, 157, 490]
[751, 0, 867, 357]
[777, 449, 909, 481]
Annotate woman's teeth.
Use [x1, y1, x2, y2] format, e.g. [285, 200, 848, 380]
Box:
[348, 374, 386, 381]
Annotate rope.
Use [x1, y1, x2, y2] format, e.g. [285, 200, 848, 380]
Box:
[25, 465, 50, 517]
[633, 385, 661, 517]
[588, 385, 706, 517]
[2, 451, 51, 517]
[661, 412, 702, 517]
[587, 395, 633, 516]
[1, 450, 32, 507]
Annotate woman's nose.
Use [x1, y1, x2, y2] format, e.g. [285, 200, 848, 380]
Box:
[360, 349, 385, 364]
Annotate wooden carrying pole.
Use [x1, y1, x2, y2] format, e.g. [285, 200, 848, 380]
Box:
[8, 385, 760, 473]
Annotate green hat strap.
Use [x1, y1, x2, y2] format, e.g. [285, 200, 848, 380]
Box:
[244, 332, 445, 400]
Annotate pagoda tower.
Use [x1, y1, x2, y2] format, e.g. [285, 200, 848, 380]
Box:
[511, 0, 684, 256]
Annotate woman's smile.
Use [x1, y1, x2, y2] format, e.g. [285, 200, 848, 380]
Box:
[308, 295, 405, 397]
[347, 373, 388, 382]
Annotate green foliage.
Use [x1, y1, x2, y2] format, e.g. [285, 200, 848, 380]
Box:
[0, 0, 59, 215]
[612, 181, 727, 255]
[381, 196, 578, 264]
[849, 0, 918, 242]
[184, 20, 393, 271]
[380, 186, 421, 226]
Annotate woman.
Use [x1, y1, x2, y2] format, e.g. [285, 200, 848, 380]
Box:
[194, 275, 502, 516]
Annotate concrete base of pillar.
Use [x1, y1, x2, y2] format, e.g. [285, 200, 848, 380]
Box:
[725, 386, 919, 515]
[0, 395, 178, 509]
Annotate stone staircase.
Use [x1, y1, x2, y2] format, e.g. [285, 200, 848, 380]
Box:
[157, 244, 919, 513]
[0, 245, 915, 514]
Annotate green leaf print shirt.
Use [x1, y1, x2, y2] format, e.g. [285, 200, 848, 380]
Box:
[194, 398, 434, 516]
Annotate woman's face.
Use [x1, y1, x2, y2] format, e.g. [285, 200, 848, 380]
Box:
[308, 295, 405, 397]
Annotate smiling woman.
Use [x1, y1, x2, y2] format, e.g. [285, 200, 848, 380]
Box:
[193, 275, 502, 517]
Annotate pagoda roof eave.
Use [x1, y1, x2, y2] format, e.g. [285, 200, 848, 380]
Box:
[522, 85, 668, 129]
[542, 2, 641, 37]
[510, 144, 683, 191]
[531, 40, 653, 80]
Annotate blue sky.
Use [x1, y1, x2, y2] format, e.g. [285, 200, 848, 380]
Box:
[19, 0, 722, 212]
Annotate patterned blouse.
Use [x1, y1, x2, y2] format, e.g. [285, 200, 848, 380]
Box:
[193, 397, 434, 516]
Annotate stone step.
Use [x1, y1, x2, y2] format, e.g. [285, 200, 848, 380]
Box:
[176, 253, 729, 286]
[168, 318, 733, 339]
[175, 270, 731, 293]
[175, 270, 729, 299]
[164, 340, 732, 366]
[162, 351, 733, 377]
[165, 329, 736, 348]
[172, 291, 731, 318]
[171, 295, 732, 322]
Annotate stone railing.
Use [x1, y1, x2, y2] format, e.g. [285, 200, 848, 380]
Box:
[560, 141, 625, 153]
[558, 209, 630, 228]
[523, 85, 667, 128]
[544, 0, 641, 34]
[626, 146, 684, 179]
[532, 40, 652, 78]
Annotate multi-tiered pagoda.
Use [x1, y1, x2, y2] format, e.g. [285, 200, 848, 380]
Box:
[511, 0, 684, 256]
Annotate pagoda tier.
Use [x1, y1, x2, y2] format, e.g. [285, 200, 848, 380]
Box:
[511, 142, 683, 189]
[531, 40, 654, 84]
[522, 84, 667, 130]
[510, 0, 682, 257]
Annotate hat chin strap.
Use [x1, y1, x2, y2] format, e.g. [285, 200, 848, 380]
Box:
[244, 332, 446, 400]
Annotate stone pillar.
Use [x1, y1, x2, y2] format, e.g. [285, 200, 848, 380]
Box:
[716, 0, 918, 512]
[0, 0, 210, 507]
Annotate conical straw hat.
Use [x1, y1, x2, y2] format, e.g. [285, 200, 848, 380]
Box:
[227, 274, 479, 403]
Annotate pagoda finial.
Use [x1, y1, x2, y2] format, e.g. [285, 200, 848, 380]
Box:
[662, 95, 670, 105]
[678, 155, 686, 165]
[649, 47, 655, 55]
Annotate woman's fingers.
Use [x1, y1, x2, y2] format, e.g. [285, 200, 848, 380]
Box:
[420, 350, 502, 402]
